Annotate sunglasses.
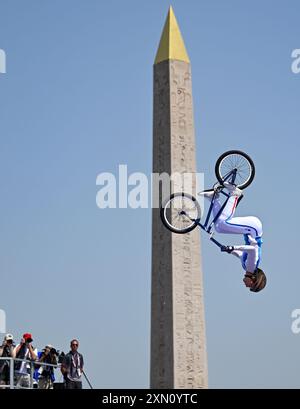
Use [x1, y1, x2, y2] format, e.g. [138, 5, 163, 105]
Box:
[71, 343, 78, 346]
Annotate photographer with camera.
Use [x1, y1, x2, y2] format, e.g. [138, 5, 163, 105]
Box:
[13, 332, 37, 388]
[61, 339, 84, 389]
[0, 333, 15, 388]
[36, 344, 58, 389]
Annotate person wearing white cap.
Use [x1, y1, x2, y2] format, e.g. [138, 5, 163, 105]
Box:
[0, 334, 15, 387]
[37, 344, 58, 389]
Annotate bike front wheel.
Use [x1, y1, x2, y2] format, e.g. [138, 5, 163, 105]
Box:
[215, 150, 255, 189]
[160, 193, 201, 234]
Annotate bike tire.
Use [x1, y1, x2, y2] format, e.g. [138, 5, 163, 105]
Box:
[215, 150, 255, 189]
[160, 192, 201, 234]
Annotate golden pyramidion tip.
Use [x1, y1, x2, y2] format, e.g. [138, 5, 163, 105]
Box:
[154, 6, 190, 64]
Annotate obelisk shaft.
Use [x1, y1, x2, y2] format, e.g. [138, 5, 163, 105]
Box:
[151, 7, 208, 389]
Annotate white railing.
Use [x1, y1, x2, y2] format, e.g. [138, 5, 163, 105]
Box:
[0, 356, 61, 389]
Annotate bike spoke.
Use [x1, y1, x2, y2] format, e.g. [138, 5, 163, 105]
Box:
[163, 195, 199, 232]
[219, 153, 252, 187]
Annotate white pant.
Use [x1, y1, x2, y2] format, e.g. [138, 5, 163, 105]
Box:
[213, 195, 262, 237]
[212, 194, 263, 272]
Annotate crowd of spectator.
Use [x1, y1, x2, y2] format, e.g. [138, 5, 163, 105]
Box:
[0, 332, 84, 389]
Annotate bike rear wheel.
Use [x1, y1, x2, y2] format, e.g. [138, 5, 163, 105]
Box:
[160, 193, 201, 234]
[215, 150, 255, 189]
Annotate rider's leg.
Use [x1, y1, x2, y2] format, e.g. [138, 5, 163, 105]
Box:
[213, 192, 263, 238]
[211, 195, 222, 218]
[218, 215, 263, 238]
[202, 182, 263, 238]
[200, 188, 223, 218]
[223, 182, 243, 197]
[213, 194, 238, 227]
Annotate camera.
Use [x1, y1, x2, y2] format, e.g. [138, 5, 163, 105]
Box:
[41, 346, 65, 363]
[58, 351, 65, 364]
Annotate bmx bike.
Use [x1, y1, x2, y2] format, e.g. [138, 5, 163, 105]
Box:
[160, 150, 255, 251]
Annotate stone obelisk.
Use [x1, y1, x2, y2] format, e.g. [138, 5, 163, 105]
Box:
[151, 7, 208, 389]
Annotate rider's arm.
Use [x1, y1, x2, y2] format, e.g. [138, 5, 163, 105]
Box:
[221, 244, 256, 253]
[230, 249, 243, 259]
[231, 244, 256, 252]
[229, 244, 258, 270]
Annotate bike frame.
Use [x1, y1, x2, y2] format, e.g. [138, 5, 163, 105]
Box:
[192, 169, 238, 249]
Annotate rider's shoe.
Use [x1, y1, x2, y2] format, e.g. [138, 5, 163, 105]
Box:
[198, 189, 215, 199]
[198, 183, 223, 199]
[223, 181, 243, 197]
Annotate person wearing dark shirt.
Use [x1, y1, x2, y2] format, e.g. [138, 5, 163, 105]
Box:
[0, 334, 15, 387]
[61, 339, 84, 389]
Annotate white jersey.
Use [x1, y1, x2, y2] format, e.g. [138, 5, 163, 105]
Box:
[212, 190, 263, 273]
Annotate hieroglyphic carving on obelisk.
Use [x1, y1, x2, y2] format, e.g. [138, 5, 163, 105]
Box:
[150, 6, 208, 389]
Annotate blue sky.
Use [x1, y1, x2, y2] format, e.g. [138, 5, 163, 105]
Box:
[0, 0, 300, 388]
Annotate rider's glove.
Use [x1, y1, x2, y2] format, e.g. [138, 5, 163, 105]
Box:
[221, 245, 234, 253]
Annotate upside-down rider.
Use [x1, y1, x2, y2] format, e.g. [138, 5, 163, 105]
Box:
[201, 182, 266, 293]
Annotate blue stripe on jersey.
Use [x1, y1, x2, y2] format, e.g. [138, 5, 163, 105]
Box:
[225, 220, 258, 236]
